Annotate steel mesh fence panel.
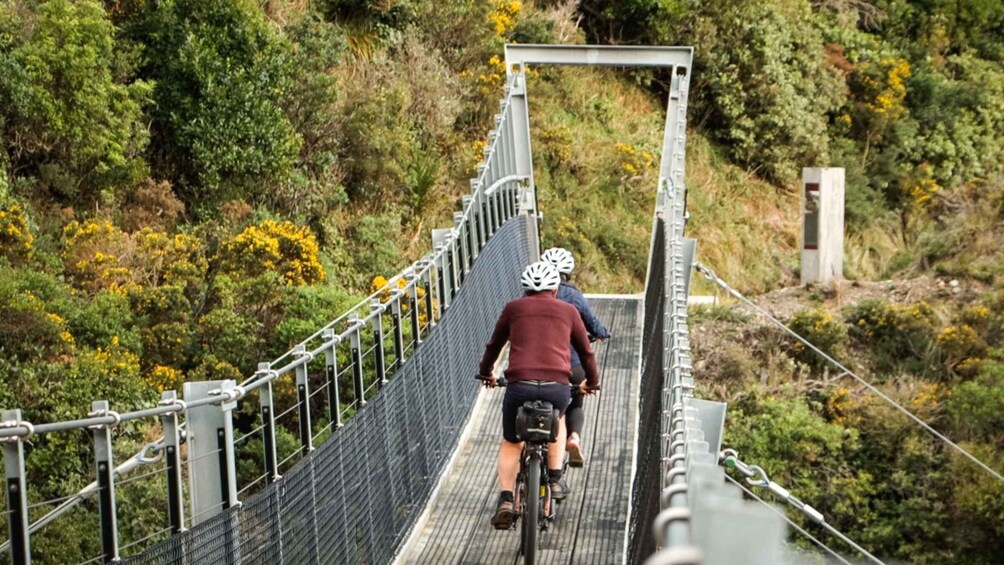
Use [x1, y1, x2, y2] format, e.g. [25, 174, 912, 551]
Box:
[237, 482, 282, 564]
[628, 218, 666, 563]
[314, 432, 348, 564]
[123, 216, 530, 565]
[278, 458, 320, 564]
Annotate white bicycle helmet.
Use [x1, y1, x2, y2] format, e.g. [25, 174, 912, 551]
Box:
[520, 261, 561, 292]
[541, 247, 575, 275]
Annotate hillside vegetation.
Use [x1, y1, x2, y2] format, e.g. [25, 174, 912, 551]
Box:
[1, 0, 1003, 563]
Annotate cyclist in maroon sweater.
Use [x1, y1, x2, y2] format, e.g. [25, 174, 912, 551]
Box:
[478, 261, 600, 528]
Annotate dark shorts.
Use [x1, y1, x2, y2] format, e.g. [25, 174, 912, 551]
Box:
[502, 381, 572, 443]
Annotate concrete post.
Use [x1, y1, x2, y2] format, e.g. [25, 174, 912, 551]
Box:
[3, 409, 31, 565]
[801, 168, 845, 285]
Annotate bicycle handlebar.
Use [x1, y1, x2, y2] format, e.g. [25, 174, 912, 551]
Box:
[475, 374, 599, 392]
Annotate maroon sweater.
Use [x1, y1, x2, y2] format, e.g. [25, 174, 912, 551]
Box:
[478, 293, 600, 387]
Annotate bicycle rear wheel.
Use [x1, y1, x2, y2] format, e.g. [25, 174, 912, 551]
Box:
[522, 455, 540, 564]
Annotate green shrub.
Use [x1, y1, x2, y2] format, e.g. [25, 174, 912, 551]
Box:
[945, 349, 1004, 442]
[135, 0, 301, 207]
[0, 266, 77, 362]
[271, 284, 358, 353]
[580, 0, 846, 185]
[67, 290, 140, 353]
[937, 324, 987, 377]
[725, 395, 873, 532]
[788, 307, 848, 369]
[274, 11, 349, 219]
[1, 0, 151, 199]
[342, 213, 403, 286]
[845, 299, 940, 375]
[947, 438, 1004, 562]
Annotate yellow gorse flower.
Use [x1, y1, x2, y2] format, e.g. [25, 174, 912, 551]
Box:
[0, 203, 35, 260]
[221, 220, 325, 286]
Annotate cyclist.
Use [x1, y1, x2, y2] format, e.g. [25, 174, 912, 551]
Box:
[541, 247, 611, 467]
[478, 261, 601, 529]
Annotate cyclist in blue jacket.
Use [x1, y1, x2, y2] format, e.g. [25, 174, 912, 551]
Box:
[541, 247, 611, 467]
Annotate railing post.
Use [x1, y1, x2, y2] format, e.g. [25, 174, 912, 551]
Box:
[90, 400, 120, 563]
[218, 383, 239, 509]
[496, 185, 506, 225]
[430, 231, 452, 314]
[454, 212, 469, 283]
[184, 380, 238, 527]
[258, 363, 280, 483]
[408, 274, 422, 347]
[437, 253, 448, 314]
[463, 195, 479, 263]
[473, 179, 486, 250]
[422, 265, 435, 329]
[483, 144, 499, 236]
[510, 181, 520, 219]
[3, 409, 31, 565]
[349, 322, 366, 407]
[390, 293, 405, 369]
[477, 164, 492, 240]
[321, 330, 342, 428]
[496, 183, 506, 223]
[160, 392, 186, 534]
[294, 345, 314, 454]
[510, 182, 518, 219]
[449, 233, 461, 299]
[371, 300, 388, 388]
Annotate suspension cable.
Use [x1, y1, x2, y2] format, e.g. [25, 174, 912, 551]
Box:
[722, 450, 885, 565]
[722, 474, 852, 565]
[695, 262, 1004, 484]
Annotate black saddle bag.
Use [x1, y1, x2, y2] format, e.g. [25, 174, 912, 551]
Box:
[515, 400, 559, 443]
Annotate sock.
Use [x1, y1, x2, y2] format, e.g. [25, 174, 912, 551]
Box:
[548, 469, 563, 483]
[499, 490, 514, 503]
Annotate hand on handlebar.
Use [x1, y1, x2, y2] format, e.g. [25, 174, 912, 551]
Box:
[578, 381, 600, 396]
[473, 375, 497, 389]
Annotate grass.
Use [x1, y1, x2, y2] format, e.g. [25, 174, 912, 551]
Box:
[523, 65, 804, 296]
[528, 66, 665, 293]
[683, 135, 800, 296]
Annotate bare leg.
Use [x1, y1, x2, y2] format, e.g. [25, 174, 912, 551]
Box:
[547, 416, 566, 471]
[498, 439, 523, 492]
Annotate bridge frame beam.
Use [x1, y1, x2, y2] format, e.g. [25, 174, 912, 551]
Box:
[503, 44, 694, 254]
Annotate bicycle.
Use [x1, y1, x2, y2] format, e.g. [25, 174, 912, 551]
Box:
[513, 398, 559, 564]
[478, 375, 600, 564]
[478, 377, 562, 564]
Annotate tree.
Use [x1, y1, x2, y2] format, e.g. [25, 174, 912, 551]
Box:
[133, 0, 301, 209]
[579, 0, 847, 185]
[0, 0, 151, 200]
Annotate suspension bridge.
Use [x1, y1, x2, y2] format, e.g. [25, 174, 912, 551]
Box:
[8, 44, 993, 565]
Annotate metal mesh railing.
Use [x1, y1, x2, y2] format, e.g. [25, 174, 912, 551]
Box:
[629, 182, 786, 564]
[121, 216, 531, 565]
[628, 218, 666, 563]
[585, 42, 785, 563]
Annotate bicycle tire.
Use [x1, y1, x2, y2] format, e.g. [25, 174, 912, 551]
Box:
[516, 474, 526, 556]
[523, 454, 540, 565]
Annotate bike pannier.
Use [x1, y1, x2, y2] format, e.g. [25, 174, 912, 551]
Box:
[515, 400, 559, 443]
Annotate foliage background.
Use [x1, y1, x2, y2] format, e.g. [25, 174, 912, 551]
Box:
[1, 0, 1002, 562]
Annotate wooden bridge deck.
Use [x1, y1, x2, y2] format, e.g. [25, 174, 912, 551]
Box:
[397, 297, 642, 565]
